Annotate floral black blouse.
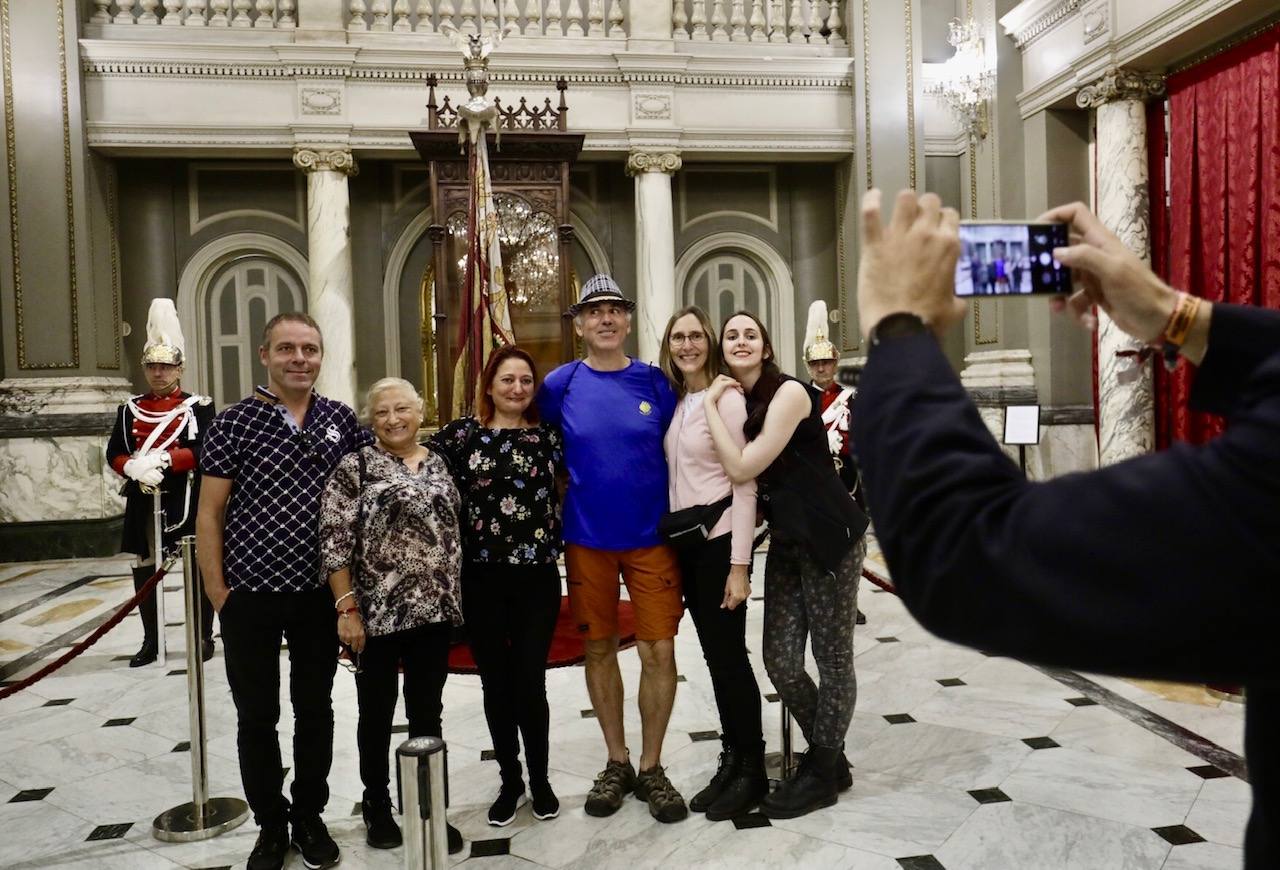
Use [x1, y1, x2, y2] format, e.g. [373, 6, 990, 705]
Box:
[429, 418, 563, 565]
[319, 445, 463, 635]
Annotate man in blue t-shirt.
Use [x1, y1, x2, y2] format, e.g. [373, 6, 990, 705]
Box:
[537, 275, 686, 823]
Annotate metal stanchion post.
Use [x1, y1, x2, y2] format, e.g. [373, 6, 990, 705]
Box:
[397, 737, 450, 870]
[152, 492, 167, 667]
[154, 536, 249, 842]
[780, 703, 795, 778]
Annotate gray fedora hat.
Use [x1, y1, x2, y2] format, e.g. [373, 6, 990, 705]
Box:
[568, 274, 636, 316]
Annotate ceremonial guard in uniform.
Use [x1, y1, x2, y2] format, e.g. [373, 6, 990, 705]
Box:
[107, 299, 216, 666]
[804, 301, 866, 625]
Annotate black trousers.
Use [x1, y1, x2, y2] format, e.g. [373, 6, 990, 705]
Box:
[679, 534, 764, 751]
[461, 561, 561, 784]
[220, 587, 337, 827]
[354, 621, 452, 804]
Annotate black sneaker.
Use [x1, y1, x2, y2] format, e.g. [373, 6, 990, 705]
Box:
[689, 748, 739, 813]
[362, 797, 402, 849]
[530, 780, 560, 820]
[634, 764, 688, 823]
[584, 759, 637, 817]
[488, 779, 526, 827]
[246, 823, 290, 870]
[291, 816, 340, 869]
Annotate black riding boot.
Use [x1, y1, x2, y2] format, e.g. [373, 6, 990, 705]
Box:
[129, 565, 158, 667]
[690, 745, 740, 813]
[706, 744, 768, 821]
[759, 746, 843, 819]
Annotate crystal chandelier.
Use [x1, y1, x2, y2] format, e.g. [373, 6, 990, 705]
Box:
[449, 193, 560, 308]
[925, 18, 994, 141]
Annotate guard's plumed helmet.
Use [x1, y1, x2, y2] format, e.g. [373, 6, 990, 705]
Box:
[141, 299, 185, 366]
[803, 300, 837, 363]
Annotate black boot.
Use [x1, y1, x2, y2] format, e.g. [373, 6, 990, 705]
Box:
[129, 565, 158, 668]
[760, 746, 842, 819]
[362, 797, 402, 849]
[706, 745, 768, 821]
[689, 746, 740, 813]
[835, 744, 853, 792]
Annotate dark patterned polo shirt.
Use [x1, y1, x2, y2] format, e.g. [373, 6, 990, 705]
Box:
[201, 386, 372, 592]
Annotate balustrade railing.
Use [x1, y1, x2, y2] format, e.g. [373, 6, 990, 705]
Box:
[345, 0, 627, 37]
[89, 0, 297, 28]
[674, 0, 844, 45]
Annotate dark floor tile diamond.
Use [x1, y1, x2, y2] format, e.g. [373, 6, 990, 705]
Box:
[1065, 696, 1098, 707]
[1152, 825, 1206, 846]
[196, 866, 232, 870]
[111, 655, 132, 662]
[481, 749, 496, 761]
[42, 698, 73, 707]
[937, 678, 966, 687]
[732, 812, 772, 830]
[470, 838, 510, 857]
[168, 669, 187, 676]
[1187, 764, 1230, 779]
[391, 724, 409, 733]
[172, 741, 191, 753]
[675, 674, 687, 683]
[86, 823, 133, 841]
[9, 788, 53, 802]
[750, 596, 764, 602]
[689, 730, 720, 742]
[352, 801, 363, 816]
[102, 717, 135, 727]
[281, 767, 290, 777]
[898, 857, 946, 870]
[1022, 737, 1059, 750]
[884, 714, 916, 725]
[580, 709, 597, 719]
[876, 636, 900, 643]
[763, 693, 780, 703]
[967, 788, 1011, 804]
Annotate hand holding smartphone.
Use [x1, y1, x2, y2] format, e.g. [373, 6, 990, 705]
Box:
[955, 221, 1072, 296]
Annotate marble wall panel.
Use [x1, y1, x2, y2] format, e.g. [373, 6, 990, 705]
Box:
[0, 435, 125, 523]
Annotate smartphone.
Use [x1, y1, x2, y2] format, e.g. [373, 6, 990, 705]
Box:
[955, 221, 1072, 296]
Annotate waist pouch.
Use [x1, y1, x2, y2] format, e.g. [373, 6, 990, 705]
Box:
[658, 494, 734, 553]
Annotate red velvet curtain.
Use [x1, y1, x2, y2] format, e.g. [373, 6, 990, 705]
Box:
[1154, 23, 1280, 448]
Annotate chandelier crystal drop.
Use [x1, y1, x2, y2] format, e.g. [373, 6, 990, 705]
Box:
[449, 193, 560, 308]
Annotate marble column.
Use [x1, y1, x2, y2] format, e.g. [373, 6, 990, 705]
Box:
[626, 151, 681, 364]
[293, 148, 358, 409]
[1077, 71, 1165, 466]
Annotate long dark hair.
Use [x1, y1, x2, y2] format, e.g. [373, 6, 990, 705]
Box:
[477, 345, 541, 426]
[720, 310, 784, 441]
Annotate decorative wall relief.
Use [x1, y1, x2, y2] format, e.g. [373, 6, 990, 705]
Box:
[299, 86, 343, 116]
[633, 92, 672, 120]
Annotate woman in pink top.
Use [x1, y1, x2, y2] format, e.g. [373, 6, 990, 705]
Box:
[659, 305, 766, 821]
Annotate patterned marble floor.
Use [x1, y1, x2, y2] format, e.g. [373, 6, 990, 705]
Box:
[0, 547, 1250, 870]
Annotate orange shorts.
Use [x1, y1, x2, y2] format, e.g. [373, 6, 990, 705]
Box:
[565, 543, 683, 642]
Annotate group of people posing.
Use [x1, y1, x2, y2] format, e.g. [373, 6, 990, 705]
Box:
[110, 272, 869, 870]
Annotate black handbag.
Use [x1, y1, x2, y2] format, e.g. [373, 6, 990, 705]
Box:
[658, 494, 734, 552]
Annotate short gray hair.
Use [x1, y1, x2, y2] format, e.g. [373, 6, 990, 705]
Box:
[360, 377, 424, 425]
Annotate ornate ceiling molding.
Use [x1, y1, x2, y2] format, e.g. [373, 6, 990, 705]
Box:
[1001, 0, 1081, 49]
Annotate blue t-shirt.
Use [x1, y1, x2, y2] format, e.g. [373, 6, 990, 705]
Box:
[537, 358, 677, 550]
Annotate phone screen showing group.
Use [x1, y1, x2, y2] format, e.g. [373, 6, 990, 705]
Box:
[955, 222, 1072, 296]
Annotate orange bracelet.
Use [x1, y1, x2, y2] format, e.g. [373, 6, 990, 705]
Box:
[1161, 292, 1201, 348]
[338, 606, 358, 618]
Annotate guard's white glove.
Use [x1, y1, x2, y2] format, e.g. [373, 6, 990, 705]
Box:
[123, 452, 169, 485]
[138, 466, 165, 488]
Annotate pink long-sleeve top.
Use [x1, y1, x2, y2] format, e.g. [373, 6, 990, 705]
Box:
[664, 389, 757, 565]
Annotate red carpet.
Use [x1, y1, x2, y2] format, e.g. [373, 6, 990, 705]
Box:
[447, 596, 637, 675]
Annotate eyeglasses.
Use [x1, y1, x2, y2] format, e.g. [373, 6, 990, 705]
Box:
[338, 644, 362, 675]
[669, 331, 708, 347]
[296, 429, 321, 463]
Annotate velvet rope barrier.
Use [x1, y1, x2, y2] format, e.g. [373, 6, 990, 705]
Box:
[0, 561, 174, 702]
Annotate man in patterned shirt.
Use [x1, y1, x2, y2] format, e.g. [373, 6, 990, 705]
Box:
[197, 313, 371, 870]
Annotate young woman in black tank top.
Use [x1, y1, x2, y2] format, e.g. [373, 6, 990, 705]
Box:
[703, 311, 869, 820]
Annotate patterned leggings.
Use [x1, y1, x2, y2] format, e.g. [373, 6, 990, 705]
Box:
[762, 535, 865, 750]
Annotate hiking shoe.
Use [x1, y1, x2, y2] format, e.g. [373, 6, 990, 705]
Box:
[583, 759, 637, 817]
[634, 764, 688, 823]
[291, 816, 339, 869]
[530, 779, 560, 820]
[246, 823, 290, 870]
[362, 797, 402, 849]
[488, 779, 526, 826]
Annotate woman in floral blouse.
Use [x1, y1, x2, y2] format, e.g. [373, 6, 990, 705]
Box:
[319, 377, 464, 854]
[429, 345, 564, 828]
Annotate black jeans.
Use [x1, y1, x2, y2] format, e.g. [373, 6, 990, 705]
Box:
[679, 534, 764, 751]
[354, 621, 452, 804]
[220, 587, 337, 827]
[461, 561, 561, 784]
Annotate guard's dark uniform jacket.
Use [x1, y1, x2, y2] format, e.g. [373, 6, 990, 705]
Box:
[107, 390, 216, 560]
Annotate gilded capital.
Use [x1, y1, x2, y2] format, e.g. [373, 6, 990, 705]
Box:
[293, 148, 359, 176]
[1076, 70, 1165, 108]
[626, 151, 682, 176]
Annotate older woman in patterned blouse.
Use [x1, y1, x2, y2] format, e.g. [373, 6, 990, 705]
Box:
[319, 377, 464, 854]
[430, 345, 564, 829]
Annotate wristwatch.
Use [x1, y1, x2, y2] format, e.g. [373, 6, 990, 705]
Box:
[869, 312, 928, 346]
